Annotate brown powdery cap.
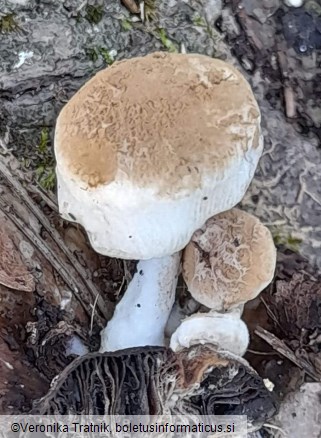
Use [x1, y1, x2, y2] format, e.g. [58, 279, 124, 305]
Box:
[55, 52, 263, 260]
[55, 51, 261, 193]
[182, 208, 276, 311]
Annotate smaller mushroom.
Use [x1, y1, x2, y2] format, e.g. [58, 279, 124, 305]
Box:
[182, 208, 276, 312]
[170, 309, 249, 357]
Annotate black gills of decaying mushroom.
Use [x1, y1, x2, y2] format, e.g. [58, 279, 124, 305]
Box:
[33, 345, 277, 429]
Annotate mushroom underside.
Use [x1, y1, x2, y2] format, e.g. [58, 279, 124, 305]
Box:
[33, 346, 277, 426]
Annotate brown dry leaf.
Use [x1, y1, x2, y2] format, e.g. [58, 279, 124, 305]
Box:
[0, 219, 35, 292]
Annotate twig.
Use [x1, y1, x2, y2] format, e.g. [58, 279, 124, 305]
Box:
[260, 295, 283, 331]
[123, 260, 133, 284]
[263, 423, 287, 437]
[255, 326, 321, 381]
[115, 276, 126, 300]
[247, 349, 278, 356]
[121, 0, 139, 14]
[27, 183, 58, 213]
[0, 197, 93, 320]
[0, 358, 14, 370]
[236, 8, 264, 51]
[139, 1, 145, 22]
[180, 42, 187, 54]
[89, 294, 99, 336]
[283, 86, 296, 119]
[277, 46, 296, 119]
[0, 160, 111, 320]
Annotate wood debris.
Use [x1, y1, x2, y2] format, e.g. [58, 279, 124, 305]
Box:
[0, 219, 35, 292]
[121, 0, 140, 14]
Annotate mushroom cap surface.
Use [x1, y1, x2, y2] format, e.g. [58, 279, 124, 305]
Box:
[183, 208, 276, 310]
[170, 310, 249, 356]
[55, 52, 262, 259]
[33, 345, 277, 424]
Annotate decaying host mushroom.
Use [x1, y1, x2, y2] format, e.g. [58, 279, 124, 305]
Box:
[182, 208, 276, 312]
[54, 52, 263, 352]
[170, 310, 249, 356]
[33, 344, 277, 429]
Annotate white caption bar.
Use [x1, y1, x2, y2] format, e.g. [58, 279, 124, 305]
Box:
[0, 415, 247, 438]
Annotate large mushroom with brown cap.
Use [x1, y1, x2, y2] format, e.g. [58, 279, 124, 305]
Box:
[54, 52, 263, 352]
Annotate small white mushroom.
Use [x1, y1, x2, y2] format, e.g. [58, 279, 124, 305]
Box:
[182, 208, 277, 312]
[54, 53, 263, 352]
[170, 310, 249, 357]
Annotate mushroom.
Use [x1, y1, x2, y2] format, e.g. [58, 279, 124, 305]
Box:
[54, 52, 263, 352]
[182, 208, 276, 312]
[170, 309, 249, 356]
[33, 344, 277, 427]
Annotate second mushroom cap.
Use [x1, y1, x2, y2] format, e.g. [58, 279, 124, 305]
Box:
[182, 208, 276, 311]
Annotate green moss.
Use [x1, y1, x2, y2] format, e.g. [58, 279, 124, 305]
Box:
[0, 13, 18, 33]
[193, 14, 207, 27]
[157, 28, 178, 53]
[99, 48, 115, 65]
[85, 5, 103, 24]
[38, 128, 49, 154]
[36, 166, 56, 191]
[85, 47, 115, 65]
[86, 47, 99, 62]
[35, 128, 56, 191]
[271, 228, 303, 252]
[121, 18, 132, 31]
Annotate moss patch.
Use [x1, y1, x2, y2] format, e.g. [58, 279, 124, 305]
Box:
[0, 14, 18, 33]
[35, 128, 56, 191]
[85, 5, 103, 24]
[193, 14, 207, 27]
[270, 228, 303, 252]
[86, 47, 115, 65]
[120, 18, 132, 31]
[156, 28, 178, 52]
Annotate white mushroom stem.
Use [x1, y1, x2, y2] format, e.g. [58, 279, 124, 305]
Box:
[100, 253, 181, 352]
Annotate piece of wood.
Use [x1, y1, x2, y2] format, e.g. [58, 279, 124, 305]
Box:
[0, 159, 111, 320]
[255, 326, 321, 382]
[121, 0, 140, 14]
[0, 196, 94, 321]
